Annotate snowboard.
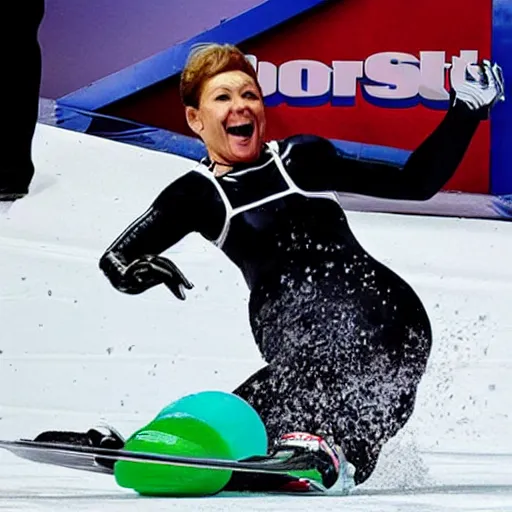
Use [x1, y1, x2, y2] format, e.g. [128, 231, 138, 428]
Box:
[0, 437, 327, 494]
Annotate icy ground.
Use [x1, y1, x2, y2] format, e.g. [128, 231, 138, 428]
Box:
[1, 125, 512, 511]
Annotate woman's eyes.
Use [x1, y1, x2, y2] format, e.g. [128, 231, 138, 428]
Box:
[215, 91, 259, 101]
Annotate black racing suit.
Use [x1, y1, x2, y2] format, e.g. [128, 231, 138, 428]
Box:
[100, 101, 481, 484]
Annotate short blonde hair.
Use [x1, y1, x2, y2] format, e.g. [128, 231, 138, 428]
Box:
[180, 43, 261, 108]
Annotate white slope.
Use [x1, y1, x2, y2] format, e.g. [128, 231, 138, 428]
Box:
[1, 124, 512, 511]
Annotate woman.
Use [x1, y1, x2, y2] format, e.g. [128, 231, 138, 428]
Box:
[76, 44, 504, 489]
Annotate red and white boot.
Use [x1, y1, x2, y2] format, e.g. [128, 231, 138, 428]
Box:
[272, 432, 355, 493]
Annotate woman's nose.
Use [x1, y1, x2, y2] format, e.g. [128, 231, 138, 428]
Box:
[232, 96, 248, 111]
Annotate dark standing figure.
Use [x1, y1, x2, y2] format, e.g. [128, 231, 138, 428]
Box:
[0, 1, 45, 200]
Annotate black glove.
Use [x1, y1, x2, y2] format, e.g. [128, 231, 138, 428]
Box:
[122, 254, 194, 300]
[451, 59, 505, 118]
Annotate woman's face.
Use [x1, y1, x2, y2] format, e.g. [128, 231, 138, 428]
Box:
[186, 70, 266, 166]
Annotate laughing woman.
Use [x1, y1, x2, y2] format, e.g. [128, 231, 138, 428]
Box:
[95, 44, 505, 489]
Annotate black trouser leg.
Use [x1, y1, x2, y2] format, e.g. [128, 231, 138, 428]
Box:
[234, 337, 430, 485]
[0, 1, 44, 198]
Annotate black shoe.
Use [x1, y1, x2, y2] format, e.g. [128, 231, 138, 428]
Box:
[34, 429, 94, 446]
[0, 165, 34, 201]
[87, 425, 126, 470]
[34, 425, 125, 470]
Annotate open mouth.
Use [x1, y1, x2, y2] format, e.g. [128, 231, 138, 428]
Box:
[225, 122, 255, 138]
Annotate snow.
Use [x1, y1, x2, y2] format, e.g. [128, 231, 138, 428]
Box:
[1, 124, 512, 510]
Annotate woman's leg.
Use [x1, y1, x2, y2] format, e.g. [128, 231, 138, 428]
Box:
[234, 345, 428, 485]
[236, 290, 432, 485]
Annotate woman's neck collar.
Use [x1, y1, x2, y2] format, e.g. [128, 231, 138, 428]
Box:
[211, 160, 233, 177]
[208, 144, 268, 177]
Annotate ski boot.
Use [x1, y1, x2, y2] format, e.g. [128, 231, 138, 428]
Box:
[34, 424, 125, 470]
[272, 432, 356, 493]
